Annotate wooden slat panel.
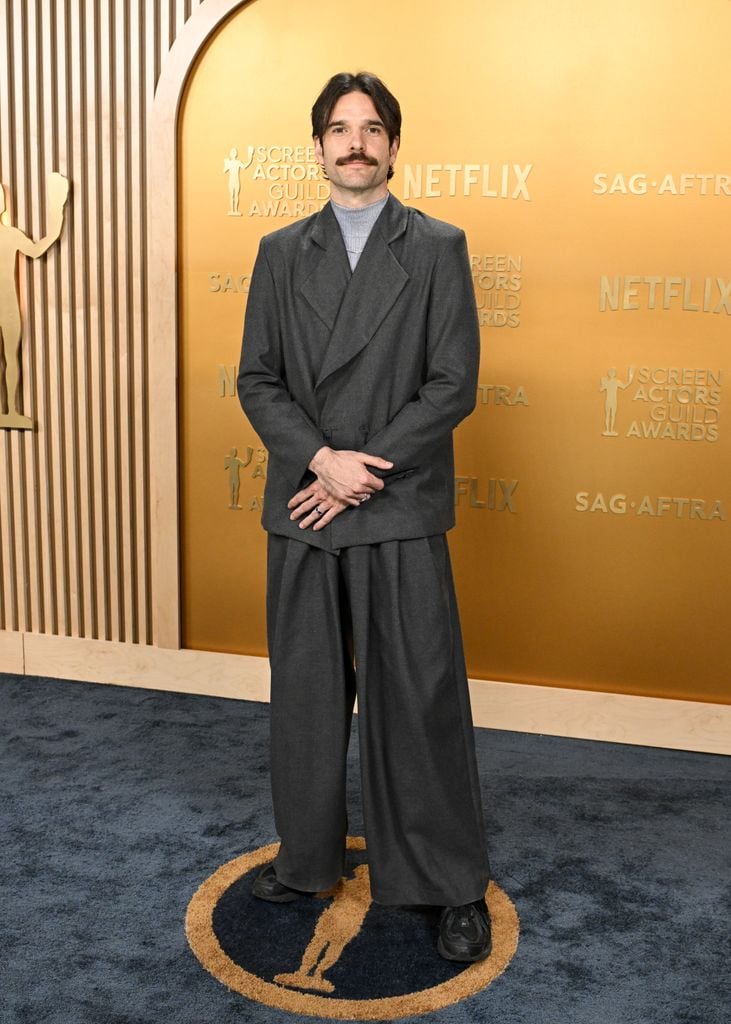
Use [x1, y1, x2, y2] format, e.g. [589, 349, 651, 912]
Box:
[0, 0, 202, 646]
[68, 0, 95, 637]
[9, 1, 31, 634]
[56, 0, 82, 637]
[175, 0, 188, 40]
[83, 0, 109, 640]
[114, 0, 133, 642]
[26, 0, 54, 635]
[128, 0, 149, 644]
[0, 3, 17, 632]
[97, 0, 121, 641]
[40, 0, 66, 636]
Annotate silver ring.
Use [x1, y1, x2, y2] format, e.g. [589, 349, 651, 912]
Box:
[316, 506, 325, 515]
[358, 494, 371, 504]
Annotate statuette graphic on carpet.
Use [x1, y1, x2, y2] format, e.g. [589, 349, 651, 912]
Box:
[274, 863, 371, 993]
[0, 172, 69, 430]
[185, 837, 519, 1020]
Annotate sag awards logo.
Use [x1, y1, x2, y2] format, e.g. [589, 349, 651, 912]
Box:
[223, 144, 328, 218]
[455, 477, 518, 512]
[208, 271, 250, 295]
[599, 365, 721, 442]
[575, 491, 726, 521]
[402, 163, 533, 201]
[224, 444, 267, 513]
[218, 365, 267, 511]
[593, 172, 731, 196]
[599, 276, 731, 314]
[477, 384, 529, 407]
[471, 255, 523, 328]
[185, 838, 519, 1020]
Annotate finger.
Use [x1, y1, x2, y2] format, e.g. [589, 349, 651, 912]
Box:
[298, 505, 328, 529]
[359, 454, 394, 469]
[287, 485, 318, 509]
[312, 503, 346, 531]
[345, 473, 382, 495]
[289, 495, 321, 521]
[310, 483, 360, 506]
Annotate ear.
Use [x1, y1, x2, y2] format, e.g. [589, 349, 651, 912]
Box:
[313, 134, 324, 167]
[389, 135, 400, 166]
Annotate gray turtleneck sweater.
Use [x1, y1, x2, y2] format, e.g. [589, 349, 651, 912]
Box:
[330, 194, 389, 270]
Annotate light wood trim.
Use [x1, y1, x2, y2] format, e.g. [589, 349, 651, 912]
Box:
[466, 678, 730, 756]
[3, 630, 729, 755]
[0, 630, 24, 673]
[21, 631, 269, 703]
[148, 0, 248, 649]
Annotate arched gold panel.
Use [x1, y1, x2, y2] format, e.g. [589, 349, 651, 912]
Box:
[178, 0, 731, 702]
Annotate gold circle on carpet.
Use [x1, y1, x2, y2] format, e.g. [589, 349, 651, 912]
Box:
[185, 837, 519, 1020]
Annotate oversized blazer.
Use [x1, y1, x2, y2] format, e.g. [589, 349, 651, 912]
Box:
[237, 193, 480, 551]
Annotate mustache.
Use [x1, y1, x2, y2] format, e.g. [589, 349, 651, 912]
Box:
[336, 153, 378, 166]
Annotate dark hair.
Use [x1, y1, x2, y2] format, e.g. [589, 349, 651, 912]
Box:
[311, 72, 401, 180]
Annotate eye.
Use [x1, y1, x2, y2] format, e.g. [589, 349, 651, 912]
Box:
[366, 125, 382, 134]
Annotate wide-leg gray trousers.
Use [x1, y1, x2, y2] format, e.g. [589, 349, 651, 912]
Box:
[266, 532, 491, 906]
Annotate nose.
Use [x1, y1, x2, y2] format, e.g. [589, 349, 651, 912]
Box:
[349, 128, 366, 151]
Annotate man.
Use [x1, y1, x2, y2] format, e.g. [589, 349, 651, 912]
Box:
[237, 71, 491, 963]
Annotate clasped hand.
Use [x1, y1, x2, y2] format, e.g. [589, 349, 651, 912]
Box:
[288, 447, 393, 531]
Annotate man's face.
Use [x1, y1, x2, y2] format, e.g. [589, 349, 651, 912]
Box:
[314, 91, 399, 203]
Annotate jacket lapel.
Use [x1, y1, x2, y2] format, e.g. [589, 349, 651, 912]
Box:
[298, 204, 352, 330]
[313, 194, 410, 389]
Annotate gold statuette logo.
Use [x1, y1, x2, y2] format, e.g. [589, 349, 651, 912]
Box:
[0, 172, 69, 430]
[186, 837, 520, 1019]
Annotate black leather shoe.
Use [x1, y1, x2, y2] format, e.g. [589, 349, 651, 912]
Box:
[437, 898, 492, 962]
[252, 863, 305, 903]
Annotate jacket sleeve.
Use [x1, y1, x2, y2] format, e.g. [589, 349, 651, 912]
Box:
[364, 229, 479, 472]
[237, 239, 325, 490]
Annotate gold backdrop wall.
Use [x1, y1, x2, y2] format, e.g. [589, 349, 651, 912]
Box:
[179, 0, 731, 703]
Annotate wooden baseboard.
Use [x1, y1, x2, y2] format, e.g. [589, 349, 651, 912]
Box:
[18, 632, 270, 703]
[0, 630, 24, 674]
[1, 630, 728, 755]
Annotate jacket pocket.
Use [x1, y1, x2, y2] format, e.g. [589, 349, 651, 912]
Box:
[321, 424, 370, 450]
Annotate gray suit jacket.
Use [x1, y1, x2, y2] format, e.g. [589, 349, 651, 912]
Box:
[237, 193, 479, 551]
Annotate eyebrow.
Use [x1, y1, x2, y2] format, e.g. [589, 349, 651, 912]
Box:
[327, 118, 385, 129]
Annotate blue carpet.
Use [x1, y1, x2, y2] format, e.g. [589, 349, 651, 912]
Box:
[1, 672, 729, 1023]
